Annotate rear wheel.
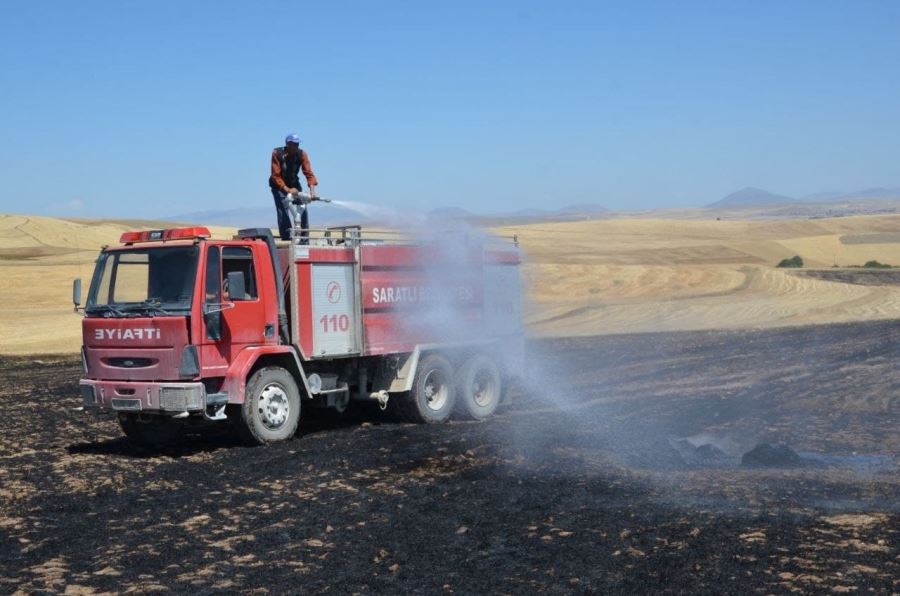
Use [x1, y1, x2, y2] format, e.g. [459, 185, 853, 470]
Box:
[454, 355, 502, 420]
[396, 354, 456, 423]
[119, 414, 184, 449]
[235, 366, 301, 445]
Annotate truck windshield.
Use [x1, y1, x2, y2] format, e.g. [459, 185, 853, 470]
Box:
[86, 246, 199, 316]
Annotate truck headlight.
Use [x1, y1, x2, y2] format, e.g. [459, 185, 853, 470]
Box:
[159, 386, 204, 411]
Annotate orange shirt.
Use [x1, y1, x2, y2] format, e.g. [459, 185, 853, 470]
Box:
[270, 148, 318, 192]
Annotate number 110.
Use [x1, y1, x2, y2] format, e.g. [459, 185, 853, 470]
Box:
[320, 314, 350, 333]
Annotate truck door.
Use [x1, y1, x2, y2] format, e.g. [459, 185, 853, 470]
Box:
[201, 244, 268, 363]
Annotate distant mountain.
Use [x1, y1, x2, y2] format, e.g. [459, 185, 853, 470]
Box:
[163, 203, 615, 227]
[802, 191, 845, 202]
[427, 206, 472, 220]
[840, 187, 900, 200]
[166, 204, 367, 228]
[558, 203, 609, 214]
[706, 187, 796, 208]
[506, 208, 552, 218]
[800, 188, 900, 203]
[168, 203, 616, 228]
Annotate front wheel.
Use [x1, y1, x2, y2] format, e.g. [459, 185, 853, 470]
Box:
[235, 366, 301, 445]
[454, 355, 502, 420]
[119, 414, 184, 449]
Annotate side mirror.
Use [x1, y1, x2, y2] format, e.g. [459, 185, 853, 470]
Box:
[226, 271, 247, 301]
[72, 278, 82, 310]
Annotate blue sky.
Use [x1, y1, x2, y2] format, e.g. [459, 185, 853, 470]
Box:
[0, 1, 898, 218]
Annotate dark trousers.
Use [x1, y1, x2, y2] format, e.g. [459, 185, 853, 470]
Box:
[271, 188, 308, 241]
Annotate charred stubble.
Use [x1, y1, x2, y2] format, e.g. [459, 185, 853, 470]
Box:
[0, 321, 897, 593]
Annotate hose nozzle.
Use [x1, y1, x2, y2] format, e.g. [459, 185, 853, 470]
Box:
[290, 192, 331, 204]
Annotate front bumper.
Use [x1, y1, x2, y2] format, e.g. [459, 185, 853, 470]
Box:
[79, 380, 207, 414]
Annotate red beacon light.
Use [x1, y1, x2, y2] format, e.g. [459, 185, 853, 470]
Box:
[119, 227, 211, 244]
[165, 227, 211, 240]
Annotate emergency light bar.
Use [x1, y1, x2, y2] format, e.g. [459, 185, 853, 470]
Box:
[120, 227, 211, 244]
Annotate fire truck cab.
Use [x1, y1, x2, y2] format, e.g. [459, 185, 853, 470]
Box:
[75, 224, 523, 447]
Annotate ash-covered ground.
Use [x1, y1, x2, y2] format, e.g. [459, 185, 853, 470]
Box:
[1, 321, 898, 593]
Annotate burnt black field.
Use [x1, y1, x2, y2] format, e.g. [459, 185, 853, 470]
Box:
[1, 321, 898, 593]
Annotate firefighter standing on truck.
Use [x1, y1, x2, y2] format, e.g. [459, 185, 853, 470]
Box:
[270, 133, 319, 241]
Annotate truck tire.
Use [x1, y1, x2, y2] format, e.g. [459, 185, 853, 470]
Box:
[398, 354, 457, 423]
[119, 414, 184, 449]
[236, 366, 301, 445]
[454, 355, 502, 420]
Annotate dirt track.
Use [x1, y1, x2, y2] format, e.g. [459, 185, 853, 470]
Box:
[1, 322, 898, 593]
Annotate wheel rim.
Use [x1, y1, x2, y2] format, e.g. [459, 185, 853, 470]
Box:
[472, 369, 496, 408]
[422, 369, 448, 411]
[258, 383, 290, 430]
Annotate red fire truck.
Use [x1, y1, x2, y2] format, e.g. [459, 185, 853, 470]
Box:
[74, 223, 523, 447]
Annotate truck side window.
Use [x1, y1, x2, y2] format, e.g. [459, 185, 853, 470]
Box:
[205, 246, 221, 304]
[222, 247, 258, 300]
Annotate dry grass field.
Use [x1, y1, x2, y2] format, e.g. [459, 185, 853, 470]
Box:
[498, 215, 900, 336]
[0, 214, 235, 355]
[5, 212, 900, 354]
